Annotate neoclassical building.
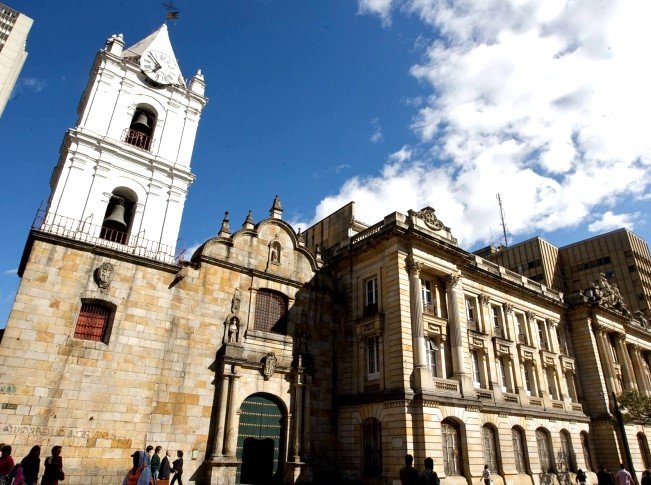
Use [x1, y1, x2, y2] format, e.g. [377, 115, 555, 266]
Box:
[2, 24, 651, 485]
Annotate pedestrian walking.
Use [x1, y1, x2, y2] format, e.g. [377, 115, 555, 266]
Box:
[170, 450, 183, 485]
[0, 445, 15, 482]
[19, 445, 40, 485]
[597, 466, 616, 485]
[576, 469, 588, 485]
[419, 457, 440, 485]
[399, 454, 419, 485]
[151, 446, 162, 480]
[121, 449, 153, 485]
[159, 451, 172, 481]
[616, 464, 633, 485]
[481, 465, 492, 485]
[40, 446, 64, 485]
[641, 470, 651, 485]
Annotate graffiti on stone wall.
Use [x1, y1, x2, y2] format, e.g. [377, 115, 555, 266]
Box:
[0, 384, 17, 394]
[2, 425, 132, 445]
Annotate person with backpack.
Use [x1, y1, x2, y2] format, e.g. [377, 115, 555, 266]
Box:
[41, 446, 64, 485]
[576, 469, 588, 485]
[419, 457, 440, 485]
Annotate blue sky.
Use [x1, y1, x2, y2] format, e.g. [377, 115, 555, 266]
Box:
[1, 0, 650, 325]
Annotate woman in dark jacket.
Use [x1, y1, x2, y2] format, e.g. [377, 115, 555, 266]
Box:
[20, 445, 40, 485]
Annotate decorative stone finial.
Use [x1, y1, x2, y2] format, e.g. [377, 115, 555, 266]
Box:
[189, 68, 206, 96]
[297, 228, 305, 245]
[105, 33, 124, 55]
[315, 244, 322, 263]
[218, 211, 230, 237]
[269, 195, 283, 219]
[242, 210, 255, 230]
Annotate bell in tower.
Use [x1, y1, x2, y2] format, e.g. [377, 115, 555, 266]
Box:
[100, 195, 134, 245]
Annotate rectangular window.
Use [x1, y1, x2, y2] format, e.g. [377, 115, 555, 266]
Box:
[471, 351, 482, 388]
[546, 367, 558, 399]
[365, 277, 378, 305]
[426, 339, 438, 377]
[537, 322, 548, 350]
[492, 306, 503, 338]
[498, 357, 508, 392]
[466, 298, 475, 322]
[74, 301, 112, 343]
[367, 336, 380, 379]
[524, 364, 534, 396]
[516, 313, 527, 344]
[421, 279, 435, 315]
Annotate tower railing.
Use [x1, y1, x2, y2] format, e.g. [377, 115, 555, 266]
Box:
[123, 128, 153, 151]
[33, 209, 180, 265]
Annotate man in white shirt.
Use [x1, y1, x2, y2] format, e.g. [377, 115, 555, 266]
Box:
[616, 464, 633, 485]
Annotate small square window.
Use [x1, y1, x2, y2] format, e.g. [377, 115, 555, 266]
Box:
[74, 301, 113, 343]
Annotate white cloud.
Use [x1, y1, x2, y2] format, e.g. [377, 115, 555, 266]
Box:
[3, 269, 17, 275]
[316, 0, 651, 247]
[358, 0, 395, 26]
[588, 211, 638, 233]
[10, 77, 47, 100]
[370, 118, 384, 143]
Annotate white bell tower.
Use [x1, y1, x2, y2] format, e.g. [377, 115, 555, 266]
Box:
[44, 25, 207, 262]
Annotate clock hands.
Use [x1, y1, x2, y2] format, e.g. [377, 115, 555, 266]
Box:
[148, 52, 163, 72]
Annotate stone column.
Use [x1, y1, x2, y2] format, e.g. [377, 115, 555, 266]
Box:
[223, 374, 241, 457]
[446, 273, 473, 394]
[592, 323, 616, 397]
[211, 373, 231, 459]
[303, 376, 312, 460]
[643, 352, 651, 395]
[479, 294, 491, 335]
[614, 334, 636, 391]
[407, 255, 433, 390]
[292, 374, 304, 462]
[629, 345, 649, 395]
[437, 336, 448, 378]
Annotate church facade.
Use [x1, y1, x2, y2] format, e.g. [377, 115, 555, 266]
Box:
[2, 25, 651, 485]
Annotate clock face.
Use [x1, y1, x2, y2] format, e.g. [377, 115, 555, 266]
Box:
[140, 50, 178, 85]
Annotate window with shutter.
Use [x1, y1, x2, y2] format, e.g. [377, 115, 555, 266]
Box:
[254, 290, 288, 335]
[74, 301, 112, 343]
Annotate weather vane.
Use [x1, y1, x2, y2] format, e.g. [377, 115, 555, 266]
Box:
[163, 2, 180, 21]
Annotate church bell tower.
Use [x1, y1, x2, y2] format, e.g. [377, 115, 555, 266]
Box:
[45, 24, 207, 262]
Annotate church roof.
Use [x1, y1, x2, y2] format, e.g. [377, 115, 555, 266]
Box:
[123, 24, 183, 77]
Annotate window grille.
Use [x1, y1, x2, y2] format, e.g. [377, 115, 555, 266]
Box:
[512, 428, 526, 473]
[482, 426, 498, 472]
[74, 302, 111, 342]
[536, 429, 551, 473]
[442, 422, 461, 476]
[254, 290, 288, 334]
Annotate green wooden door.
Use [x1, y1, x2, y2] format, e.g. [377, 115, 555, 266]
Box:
[236, 394, 284, 484]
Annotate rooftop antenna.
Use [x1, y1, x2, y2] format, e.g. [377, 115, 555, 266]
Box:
[496, 193, 509, 248]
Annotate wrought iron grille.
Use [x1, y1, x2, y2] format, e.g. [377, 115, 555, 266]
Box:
[74, 302, 111, 342]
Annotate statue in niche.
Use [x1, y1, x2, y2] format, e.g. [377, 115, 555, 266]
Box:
[227, 316, 240, 343]
[94, 263, 115, 291]
[263, 352, 277, 380]
[270, 240, 281, 265]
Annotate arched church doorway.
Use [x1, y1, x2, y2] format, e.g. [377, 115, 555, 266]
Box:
[236, 394, 285, 484]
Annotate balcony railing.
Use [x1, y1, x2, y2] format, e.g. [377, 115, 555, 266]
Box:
[123, 128, 153, 151]
[33, 209, 180, 265]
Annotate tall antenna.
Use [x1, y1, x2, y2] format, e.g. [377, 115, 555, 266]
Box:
[496, 193, 509, 248]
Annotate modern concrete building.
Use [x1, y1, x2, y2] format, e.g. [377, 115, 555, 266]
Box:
[2, 23, 651, 485]
[0, 2, 32, 117]
[484, 230, 651, 318]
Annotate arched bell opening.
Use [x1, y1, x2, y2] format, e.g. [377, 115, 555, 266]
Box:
[125, 104, 157, 151]
[99, 187, 137, 245]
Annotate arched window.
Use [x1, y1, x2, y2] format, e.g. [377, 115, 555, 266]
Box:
[74, 300, 114, 343]
[511, 427, 527, 474]
[254, 289, 288, 335]
[362, 418, 382, 478]
[580, 432, 593, 472]
[536, 428, 553, 473]
[482, 425, 499, 473]
[442, 420, 462, 476]
[638, 433, 651, 469]
[560, 429, 576, 472]
[125, 105, 156, 151]
[100, 187, 137, 245]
